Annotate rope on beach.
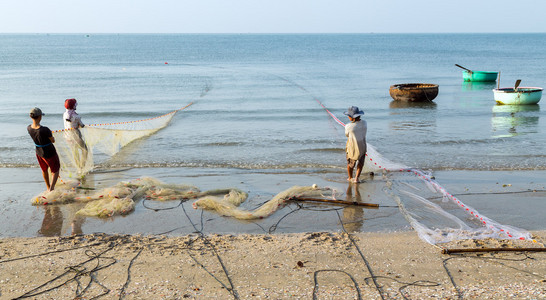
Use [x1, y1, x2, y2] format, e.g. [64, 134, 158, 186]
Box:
[334, 209, 446, 300]
[441, 252, 542, 300]
[312, 269, 362, 300]
[334, 210, 386, 300]
[119, 248, 144, 300]
[0, 242, 102, 264]
[13, 246, 116, 299]
[181, 203, 240, 299]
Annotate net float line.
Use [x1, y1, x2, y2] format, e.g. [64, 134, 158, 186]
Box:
[52, 102, 193, 133]
[313, 97, 405, 173]
[408, 168, 530, 241]
[290, 197, 379, 208]
[314, 97, 531, 242]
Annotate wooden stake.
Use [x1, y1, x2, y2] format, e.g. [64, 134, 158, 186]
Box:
[291, 197, 379, 208]
[442, 247, 546, 254]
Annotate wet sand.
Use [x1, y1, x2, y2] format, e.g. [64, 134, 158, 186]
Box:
[0, 231, 545, 299]
[1, 168, 546, 237]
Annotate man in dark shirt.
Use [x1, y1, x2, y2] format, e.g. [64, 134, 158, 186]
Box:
[27, 107, 60, 192]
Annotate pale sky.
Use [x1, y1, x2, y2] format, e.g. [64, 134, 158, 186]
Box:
[1, 0, 545, 33]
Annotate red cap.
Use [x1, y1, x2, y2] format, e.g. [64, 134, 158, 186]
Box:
[65, 98, 77, 109]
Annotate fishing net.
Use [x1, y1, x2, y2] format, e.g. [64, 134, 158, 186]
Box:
[361, 139, 531, 244]
[315, 99, 532, 244]
[31, 177, 241, 218]
[382, 169, 532, 244]
[31, 176, 332, 220]
[52, 104, 192, 179]
[193, 185, 335, 220]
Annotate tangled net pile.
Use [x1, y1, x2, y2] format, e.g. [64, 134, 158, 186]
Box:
[52, 105, 191, 179]
[32, 177, 334, 220]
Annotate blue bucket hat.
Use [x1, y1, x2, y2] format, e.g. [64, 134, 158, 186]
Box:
[343, 106, 364, 118]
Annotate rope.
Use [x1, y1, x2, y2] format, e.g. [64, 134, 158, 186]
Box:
[13, 246, 116, 299]
[312, 269, 362, 300]
[119, 248, 143, 299]
[335, 210, 386, 300]
[181, 203, 240, 299]
[52, 103, 193, 133]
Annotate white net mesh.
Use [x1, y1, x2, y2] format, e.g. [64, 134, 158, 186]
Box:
[382, 169, 532, 244]
[52, 104, 191, 179]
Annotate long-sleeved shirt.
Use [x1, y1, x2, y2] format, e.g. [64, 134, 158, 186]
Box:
[345, 120, 367, 160]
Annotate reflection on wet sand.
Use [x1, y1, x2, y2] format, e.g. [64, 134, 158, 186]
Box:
[38, 204, 86, 237]
[491, 104, 540, 138]
[37, 176, 97, 236]
[342, 182, 364, 232]
[38, 206, 63, 237]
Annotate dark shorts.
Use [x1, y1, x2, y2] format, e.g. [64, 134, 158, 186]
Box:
[347, 154, 365, 168]
[37, 154, 60, 173]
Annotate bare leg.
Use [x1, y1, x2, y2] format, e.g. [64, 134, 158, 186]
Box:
[42, 170, 51, 191]
[354, 159, 365, 183]
[49, 171, 59, 192]
[347, 164, 353, 180]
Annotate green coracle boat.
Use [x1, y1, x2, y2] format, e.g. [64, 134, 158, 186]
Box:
[455, 64, 498, 82]
[462, 70, 499, 82]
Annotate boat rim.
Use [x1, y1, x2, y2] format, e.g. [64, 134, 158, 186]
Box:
[463, 70, 499, 74]
[391, 83, 438, 89]
[493, 87, 543, 93]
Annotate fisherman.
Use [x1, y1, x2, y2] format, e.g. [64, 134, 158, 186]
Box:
[63, 98, 85, 130]
[63, 98, 88, 172]
[344, 106, 367, 183]
[27, 107, 60, 191]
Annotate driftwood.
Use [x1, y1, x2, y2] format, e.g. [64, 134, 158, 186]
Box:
[442, 247, 546, 254]
[290, 197, 379, 208]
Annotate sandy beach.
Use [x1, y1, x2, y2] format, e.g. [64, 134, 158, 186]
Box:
[1, 231, 545, 299]
[1, 168, 546, 298]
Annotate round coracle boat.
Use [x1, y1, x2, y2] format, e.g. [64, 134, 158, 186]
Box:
[492, 87, 543, 105]
[389, 83, 439, 102]
[462, 70, 498, 82]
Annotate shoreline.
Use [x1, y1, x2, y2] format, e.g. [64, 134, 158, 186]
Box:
[1, 231, 545, 299]
[1, 168, 545, 238]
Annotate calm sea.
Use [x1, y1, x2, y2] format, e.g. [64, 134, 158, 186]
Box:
[1, 33, 546, 171]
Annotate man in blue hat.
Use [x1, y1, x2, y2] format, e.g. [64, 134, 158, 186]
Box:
[344, 106, 367, 183]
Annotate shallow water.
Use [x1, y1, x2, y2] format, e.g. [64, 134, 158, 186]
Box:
[2, 33, 546, 171]
[1, 167, 545, 238]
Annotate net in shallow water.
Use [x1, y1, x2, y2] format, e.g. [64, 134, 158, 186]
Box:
[52, 107, 186, 179]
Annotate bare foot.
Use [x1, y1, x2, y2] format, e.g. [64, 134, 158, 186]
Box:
[352, 178, 361, 183]
[347, 178, 352, 182]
